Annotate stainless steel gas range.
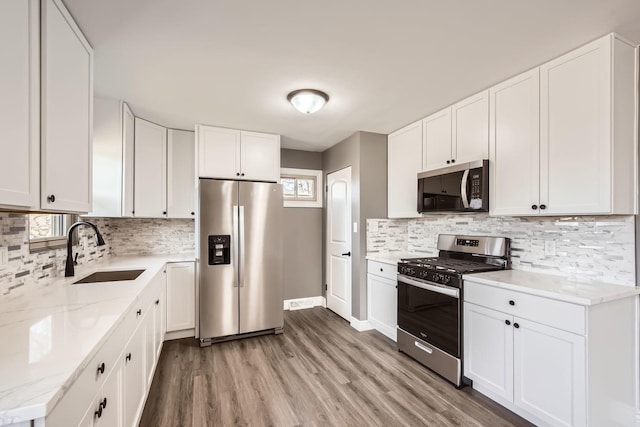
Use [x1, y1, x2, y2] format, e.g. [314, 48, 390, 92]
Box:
[396, 234, 511, 388]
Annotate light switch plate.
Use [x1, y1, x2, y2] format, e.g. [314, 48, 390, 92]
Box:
[353, 222, 358, 233]
[0, 247, 8, 266]
[545, 240, 556, 256]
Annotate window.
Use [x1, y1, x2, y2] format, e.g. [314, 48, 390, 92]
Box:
[280, 168, 323, 208]
[29, 214, 77, 251]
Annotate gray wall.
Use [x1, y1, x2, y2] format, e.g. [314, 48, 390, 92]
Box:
[322, 132, 387, 320]
[281, 149, 323, 300]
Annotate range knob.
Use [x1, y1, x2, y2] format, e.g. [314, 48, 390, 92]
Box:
[443, 275, 452, 284]
[419, 270, 429, 280]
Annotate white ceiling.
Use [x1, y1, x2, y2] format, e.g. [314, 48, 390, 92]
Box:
[64, 0, 640, 152]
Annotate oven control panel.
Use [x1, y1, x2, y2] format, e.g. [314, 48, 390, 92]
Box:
[456, 238, 479, 247]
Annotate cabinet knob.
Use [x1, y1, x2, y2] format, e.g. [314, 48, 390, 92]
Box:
[508, 300, 515, 306]
[451, 159, 455, 163]
[380, 268, 383, 272]
[505, 320, 511, 326]
[236, 173, 240, 176]
[132, 210, 135, 215]
[47, 194, 55, 203]
[446, 160, 451, 164]
[126, 353, 132, 362]
[531, 205, 538, 210]
[136, 309, 142, 317]
[539, 204, 547, 210]
[514, 323, 520, 329]
[163, 211, 167, 215]
[97, 362, 105, 375]
[155, 299, 160, 305]
[241, 173, 245, 177]
[100, 397, 107, 409]
[191, 212, 195, 215]
[94, 405, 102, 419]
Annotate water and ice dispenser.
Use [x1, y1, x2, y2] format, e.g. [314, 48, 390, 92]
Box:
[208, 235, 230, 265]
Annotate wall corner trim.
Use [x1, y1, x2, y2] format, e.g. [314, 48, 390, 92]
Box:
[350, 317, 374, 332]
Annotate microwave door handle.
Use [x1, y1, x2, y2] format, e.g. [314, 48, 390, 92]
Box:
[460, 169, 470, 209]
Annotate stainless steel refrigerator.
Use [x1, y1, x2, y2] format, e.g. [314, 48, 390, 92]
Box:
[198, 178, 284, 345]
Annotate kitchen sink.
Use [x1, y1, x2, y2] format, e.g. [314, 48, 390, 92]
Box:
[73, 269, 145, 284]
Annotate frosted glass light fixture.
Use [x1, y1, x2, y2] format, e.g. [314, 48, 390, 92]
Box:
[287, 89, 329, 114]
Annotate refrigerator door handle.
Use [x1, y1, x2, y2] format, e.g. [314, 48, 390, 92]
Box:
[239, 205, 245, 287]
[232, 205, 239, 288]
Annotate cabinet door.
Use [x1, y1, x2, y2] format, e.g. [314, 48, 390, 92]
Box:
[513, 318, 586, 427]
[0, 0, 39, 208]
[489, 69, 540, 216]
[423, 108, 452, 171]
[122, 102, 135, 217]
[144, 307, 155, 389]
[123, 324, 145, 427]
[40, 0, 93, 213]
[197, 125, 241, 179]
[463, 303, 513, 402]
[367, 273, 397, 341]
[155, 286, 166, 360]
[452, 90, 489, 164]
[240, 131, 280, 182]
[167, 129, 196, 218]
[134, 118, 167, 217]
[95, 356, 122, 427]
[78, 395, 99, 427]
[166, 262, 196, 332]
[388, 120, 422, 218]
[540, 36, 611, 215]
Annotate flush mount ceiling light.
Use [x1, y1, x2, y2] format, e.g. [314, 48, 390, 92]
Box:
[287, 89, 329, 114]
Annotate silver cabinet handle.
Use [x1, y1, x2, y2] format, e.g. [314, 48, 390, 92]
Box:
[461, 168, 470, 209]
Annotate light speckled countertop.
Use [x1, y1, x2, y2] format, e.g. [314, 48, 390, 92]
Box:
[0, 254, 195, 425]
[464, 269, 639, 306]
[365, 252, 424, 265]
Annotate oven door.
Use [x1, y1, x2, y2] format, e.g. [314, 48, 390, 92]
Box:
[397, 275, 460, 358]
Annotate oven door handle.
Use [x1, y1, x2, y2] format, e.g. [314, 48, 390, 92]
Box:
[398, 275, 460, 298]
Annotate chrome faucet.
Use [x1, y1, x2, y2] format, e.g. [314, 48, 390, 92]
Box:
[65, 221, 106, 277]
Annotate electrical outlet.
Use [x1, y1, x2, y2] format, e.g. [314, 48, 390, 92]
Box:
[0, 247, 8, 266]
[545, 240, 556, 256]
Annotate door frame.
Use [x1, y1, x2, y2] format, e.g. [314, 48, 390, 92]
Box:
[325, 166, 352, 321]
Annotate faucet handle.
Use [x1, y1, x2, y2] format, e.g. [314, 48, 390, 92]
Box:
[74, 253, 79, 265]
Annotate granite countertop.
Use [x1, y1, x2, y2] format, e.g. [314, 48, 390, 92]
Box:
[464, 269, 640, 306]
[0, 254, 195, 425]
[365, 252, 425, 265]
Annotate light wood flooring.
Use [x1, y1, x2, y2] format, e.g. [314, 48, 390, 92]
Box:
[140, 307, 533, 427]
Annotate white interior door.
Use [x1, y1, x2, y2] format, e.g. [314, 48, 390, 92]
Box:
[326, 167, 352, 321]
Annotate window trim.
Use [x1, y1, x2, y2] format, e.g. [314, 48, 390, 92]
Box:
[29, 214, 78, 252]
[280, 168, 323, 208]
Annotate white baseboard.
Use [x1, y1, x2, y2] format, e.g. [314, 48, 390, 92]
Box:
[284, 296, 326, 311]
[635, 411, 640, 427]
[164, 328, 195, 341]
[350, 316, 374, 332]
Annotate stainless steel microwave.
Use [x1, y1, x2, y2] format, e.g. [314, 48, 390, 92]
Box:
[417, 160, 489, 213]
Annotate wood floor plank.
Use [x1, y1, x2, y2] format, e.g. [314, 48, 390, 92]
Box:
[140, 307, 534, 427]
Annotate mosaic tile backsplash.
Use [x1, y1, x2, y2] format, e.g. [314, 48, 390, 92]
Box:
[0, 213, 195, 296]
[367, 214, 636, 286]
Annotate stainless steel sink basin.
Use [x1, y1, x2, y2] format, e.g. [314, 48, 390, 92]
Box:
[73, 269, 145, 284]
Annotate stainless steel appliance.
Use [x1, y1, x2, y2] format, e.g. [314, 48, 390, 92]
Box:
[198, 178, 284, 346]
[397, 234, 510, 387]
[417, 160, 489, 213]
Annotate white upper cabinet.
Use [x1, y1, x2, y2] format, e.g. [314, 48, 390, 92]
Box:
[134, 118, 167, 218]
[196, 125, 280, 182]
[122, 102, 135, 217]
[489, 69, 540, 216]
[422, 91, 489, 172]
[388, 120, 422, 218]
[0, 0, 39, 209]
[540, 34, 636, 215]
[452, 90, 489, 165]
[90, 97, 124, 217]
[40, 0, 93, 213]
[422, 108, 452, 171]
[240, 131, 281, 182]
[167, 129, 196, 218]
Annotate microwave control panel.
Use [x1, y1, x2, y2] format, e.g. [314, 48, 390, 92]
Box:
[470, 172, 482, 200]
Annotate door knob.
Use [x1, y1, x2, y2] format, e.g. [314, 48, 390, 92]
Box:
[341, 251, 351, 257]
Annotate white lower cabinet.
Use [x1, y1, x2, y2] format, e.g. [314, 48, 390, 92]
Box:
[366, 260, 397, 341]
[464, 279, 635, 427]
[43, 267, 167, 427]
[166, 262, 196, 333]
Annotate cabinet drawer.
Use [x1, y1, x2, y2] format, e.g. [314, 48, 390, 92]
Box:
[367, 260, 397, 281]
[464, 281, 585, 335]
